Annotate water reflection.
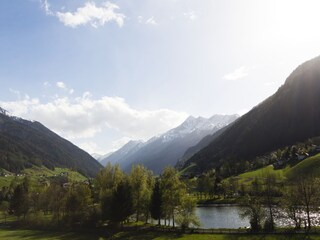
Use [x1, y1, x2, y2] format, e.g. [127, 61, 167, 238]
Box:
[196, 205, 249, 229]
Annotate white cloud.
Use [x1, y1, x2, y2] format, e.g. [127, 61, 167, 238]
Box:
[264, 81, 276, 86]
[237, 108, 249, 116]
[9, 89, 21, 98]
[183, 11, 197, 21]
[43, 81, 51, 88]
[0, 95, 187, 142]
[40, 0, 53, 16]
[56, 81, 67, 89]
[109, 137, 132, 152]
[56, 1, 125, 28]
[145, 17, 157, 25]
[223, 66, 249, 81]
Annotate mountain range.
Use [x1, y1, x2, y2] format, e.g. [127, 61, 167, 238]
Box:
[101, 114, 238, 174]
[182, 55, 320, 173]
[0, 109, 102, 177]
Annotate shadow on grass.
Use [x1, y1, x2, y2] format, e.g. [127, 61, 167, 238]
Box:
[112, 230, 184, 240]
[224, 234, 314, 240]
[0, 227, 110, 240]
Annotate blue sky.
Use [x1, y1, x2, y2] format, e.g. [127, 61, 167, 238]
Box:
[1, 0, 320, 155]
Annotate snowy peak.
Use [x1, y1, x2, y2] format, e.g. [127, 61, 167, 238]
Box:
[100, 140, 144, 166]
[92, 152, 113, 162]
[160, 114, 239, 142]
[118, 140, 144, 155]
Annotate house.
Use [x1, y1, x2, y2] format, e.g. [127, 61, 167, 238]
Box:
[273, 159, 287, 169]
[295, 152, 309, 161]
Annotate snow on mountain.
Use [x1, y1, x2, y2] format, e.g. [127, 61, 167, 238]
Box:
[92, 152, 113, 162]
[100, 140, 144, 166]
[101, 114, 239, 173]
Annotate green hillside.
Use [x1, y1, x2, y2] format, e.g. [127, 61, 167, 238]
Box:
[286, 153, 320, 180]
[0, 166, 87, 188]
[0, 111, 102, 177]
[232, 153, 320, 185]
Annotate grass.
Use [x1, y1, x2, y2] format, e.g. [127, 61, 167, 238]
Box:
[0, 228, 107, 240]
[0, 166, 87, 188]
[1, 228, 320, 240]
[230, 153, 320, 186]
[286, 153, 320, 180]
[229, 165, 286, 187]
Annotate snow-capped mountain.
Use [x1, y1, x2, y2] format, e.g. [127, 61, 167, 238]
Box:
[101, 114, 238, 174]
[100, 140, 144, 166]
[92, 152, 113, 162]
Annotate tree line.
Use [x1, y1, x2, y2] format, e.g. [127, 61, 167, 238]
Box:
[0, 164, 199, 230]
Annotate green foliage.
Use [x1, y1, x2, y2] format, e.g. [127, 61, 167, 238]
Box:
[240, 194, 265, 232]
[129, 165, 154, 222]
[160, 167, 188, 227]
[109, 179, 134, 225]
[149, 179, 163, 224]
[176, 196, 200, 230]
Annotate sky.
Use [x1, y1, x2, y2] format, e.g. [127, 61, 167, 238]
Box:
[1, 0, 320, 155]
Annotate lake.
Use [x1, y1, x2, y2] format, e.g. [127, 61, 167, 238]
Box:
[196, 205, 250, 229]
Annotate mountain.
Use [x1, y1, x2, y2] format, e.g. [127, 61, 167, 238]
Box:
[101, 114, 238, 174]
[176, 123, 235, 168]
[0, 109, 103, 177]
[100, 140, 144, 167]
[92, 152, 113, 162]
[182, 56, 320, 173]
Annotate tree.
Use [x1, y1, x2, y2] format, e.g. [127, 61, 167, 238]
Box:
[0, 201, 9, 223]
[262, 172, 279, 231]
[109, 179, 134, 227]
[160, 167, 186, 228]
[96, 164, 125, 221]
[281, 187, 303, 229]
[64, 184, 93, 224]
[150, 179, 163, 225]
[176, 196, 200, 230]
[296, 177, 319, 231]
[42, 184, 66, 222]
[129, 165, 154, 222]
[240, 194, 265, 232]
[9, 184, 29, 220]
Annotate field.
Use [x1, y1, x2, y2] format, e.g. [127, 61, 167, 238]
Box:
[0, 166, 87, 188]
[0, 228, 320, 240]
[231, 153, 320, 186]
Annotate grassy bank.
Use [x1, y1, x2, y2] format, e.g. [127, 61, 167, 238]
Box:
[1, 228, 320, 240]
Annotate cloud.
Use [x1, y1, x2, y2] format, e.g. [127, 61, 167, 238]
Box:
[9, 89, 21, 98]
[108, 137, 132, 152]
[43, 81, 51, 88]
[0, 95, 187, 141]
[223, 66, 249, 81]
[56, 81, 66, 89]
[183, 11, 197, 21]
[145, 17, 157, 25]
[56, 1, 125, 28]
[55, 81, 74, 95]
[40, 0, 53, 16]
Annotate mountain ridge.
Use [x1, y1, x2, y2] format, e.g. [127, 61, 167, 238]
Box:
[0, 110, 103, 177]
[101, 114, 238, 174]
[183, 55, 320, 173]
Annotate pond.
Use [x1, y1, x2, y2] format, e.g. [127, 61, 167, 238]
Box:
[196, 205, 249, 229]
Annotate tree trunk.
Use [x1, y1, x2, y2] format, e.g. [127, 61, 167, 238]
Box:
[306, 205, 311, 230]
[172, 211, 175, 228]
